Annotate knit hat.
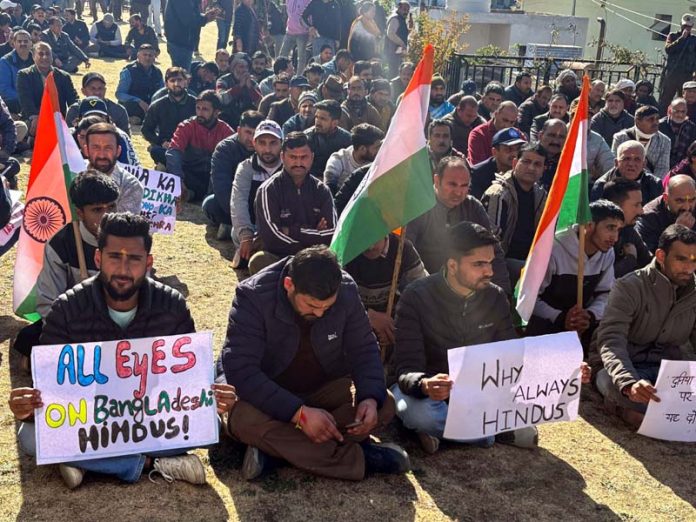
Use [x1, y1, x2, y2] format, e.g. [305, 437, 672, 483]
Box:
[298, 91, 318, 105]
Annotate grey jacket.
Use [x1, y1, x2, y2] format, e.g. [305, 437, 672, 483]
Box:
[231, 155, 282, 243]
[323, 146, 368, 195]
[406, 196, 511, 294]
[481, 171, 547, 255]
[611, 128, 672, 179]
[597, 259, 696, 392]
[110, 164, 144, 215]
[587, 129, 615, 182]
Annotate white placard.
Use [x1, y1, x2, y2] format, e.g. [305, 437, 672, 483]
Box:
[0, 190, 23, 246]
[32, 332, 218, 465]
[119, 163, 181, 235]
[444, 332, 583, 440]
[638, 360, 696, 442]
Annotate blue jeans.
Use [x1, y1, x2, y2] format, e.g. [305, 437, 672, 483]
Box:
[595, 365, 660, 414]
[390, 384, 495, 447]
[217, 20, 231, 50]
[167, 42, 193, 71]
[18, 421, 195, 483]
[311, 35, 335, 57]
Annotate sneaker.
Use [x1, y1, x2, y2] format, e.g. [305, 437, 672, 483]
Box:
[216, 223, 232, 241]
[417, 432, 440, 455]
[361, 441, 410, 475]
[149, 454, 206, 484]
[128, 116, 142, 126]
[495, 426, 539, 449]
[242, 446, 268, 481]
[59, 464, 84, 489]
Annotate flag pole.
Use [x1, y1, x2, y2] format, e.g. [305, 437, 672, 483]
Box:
[386, 227, 407, 319]
[72, 221, 88, 281]
[576, 223, 586, 307]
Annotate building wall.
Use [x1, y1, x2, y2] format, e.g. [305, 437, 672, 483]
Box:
[524, 0, 691, 62]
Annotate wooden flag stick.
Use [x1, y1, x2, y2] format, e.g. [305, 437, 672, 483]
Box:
[576, 224, 586, 308]
[386, 227, 407, 319]
[72, 221, 88, 281]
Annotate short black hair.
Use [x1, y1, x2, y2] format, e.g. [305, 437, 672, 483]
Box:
[428, 118, 452, 135]
[370, 78, 390, 93]
[0, 13, 12, 26]
[658, 224, 696, 254]
[76, 114, 107, 133]
[69, 170, 119, 209]
[354, 60, 372, 75]
[447, 221, 499, 261]
[129, 13, 141, 21]
[319, 44, 333, 53]
[304, 63, 323, 76]
[351, 123, 384, 148]
[283, 131, 311, 152]
[200, 61, 219, 76]
[165, 66, 188, 81]
[98, 212, 153, 253]
[288, 246, 342, 299]
[515, 72, 531, 83]
[516, 141, 547, 160]
[27, 23, 41, 33]
[590, 199, 624, 224]
[240, 110, 264, 129]
[635, 104, 659, 120]
[549, 93, 568, 105]
[273, 56, 291, 74]
[85, 122, 119, 146]
[602, 177, 642, 205]
[335, 49, 353, 62]
[273, 73, 290, 86]
[196, 89, 221, 110]
[314, 99, 342, 120]
[483, 82, 504, 96]
[435, 156, 469, 177]
[251, 50, 266, 60]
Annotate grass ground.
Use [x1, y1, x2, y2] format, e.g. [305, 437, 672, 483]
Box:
[0, 13, 695, 522]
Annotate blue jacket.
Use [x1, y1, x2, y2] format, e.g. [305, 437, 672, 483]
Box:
[221, 257, 386, 422]
[0, 50, 33, 104]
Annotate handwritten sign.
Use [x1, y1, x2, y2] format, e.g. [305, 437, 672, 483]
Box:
[444, 332, 583, 440]
[31, 332, 218, 465]
[638, 360, 696, 441]
[0, 190, 23, 247]
[119, 163, 181, 235]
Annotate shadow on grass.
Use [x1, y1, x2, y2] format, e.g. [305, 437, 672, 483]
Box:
[153, 273, 190, 297]
[580, 386, 696, 509]
[208, 435, 419, 522]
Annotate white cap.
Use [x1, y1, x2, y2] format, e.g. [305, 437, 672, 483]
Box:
[0, 0, 17, 9]
[614, 79, 636, 92]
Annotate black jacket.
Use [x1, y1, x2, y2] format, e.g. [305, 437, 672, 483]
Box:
[164, 0, 208, 50]
[394, 271, 516, 397]
[591, 168, 662, 206]
[304, 125, 352, 178]
[614, 225, 652, 278]
[635, 197, 696, 253]
[221, 257, 386, 422]
[210, 134, 254, 223]
[517, 96, 546, 136]
[335, 164, 369, 215]
[40, 276, 195, 345]
[302, 0, 342, 41]
[142, 93, 197, 146]
[17, 66, 78, 118]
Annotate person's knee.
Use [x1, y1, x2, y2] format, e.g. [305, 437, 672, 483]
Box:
[248, 251, 278, 275]
[595, 369, 615, 399]
[396, 395, 444, 434]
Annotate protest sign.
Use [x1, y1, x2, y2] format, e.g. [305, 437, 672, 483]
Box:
[119, 163, 181, 235]
[638, 360, 696, 442]
[0, 190, 24, 247]
[444, 332, 583, 440]
[32, 332, 218, 465]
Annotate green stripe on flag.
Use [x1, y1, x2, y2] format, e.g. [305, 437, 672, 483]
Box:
[14, 284, 38, 321]
[331, 148, 434, 265]
[557, 168, 591, 231]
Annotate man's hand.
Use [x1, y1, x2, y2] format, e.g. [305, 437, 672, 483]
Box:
[624, 379, 660, 404]
[676, 210, 695, 229]
[138, 100, 149, 113]
[316, 217, 328, 230]
[683, 28, 692, 38]
[294, 406, 343, 443]
[84, 60, 91, 69]
[347, 398, 378, 436]
[367, 308, 395, 345]
[54, 58, 63, 67]
[239, 239, 253, 260]
[9, 388, 42, 420]
[212, 383, 237, 414]
[580, 362, 591, 384]
[622, 243, 637, 259]
[564, 304, 591, 333]
[420, 374, 452, 401]
[204, 7, 222, 22]
[308, 27, 318, 39]
[161, 140, 171, 149]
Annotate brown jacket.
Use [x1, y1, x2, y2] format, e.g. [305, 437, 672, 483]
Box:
[596, 259, 696, 391]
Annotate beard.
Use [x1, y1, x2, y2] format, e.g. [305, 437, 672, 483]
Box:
[99, 271, 144, 301]
[92, 156, 116, 174]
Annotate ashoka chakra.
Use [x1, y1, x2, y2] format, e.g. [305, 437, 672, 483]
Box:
[23, 196, 66, 243]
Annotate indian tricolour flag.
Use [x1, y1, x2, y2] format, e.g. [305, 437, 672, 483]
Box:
[330, 44, 436, 265]
[516, 75, 592, 321]
[13, 73, 85, 320]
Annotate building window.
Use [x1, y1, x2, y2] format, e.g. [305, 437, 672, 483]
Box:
[650, 14, 672, 41]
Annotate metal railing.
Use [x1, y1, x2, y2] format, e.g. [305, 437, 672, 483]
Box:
[442, 54, 665, 96]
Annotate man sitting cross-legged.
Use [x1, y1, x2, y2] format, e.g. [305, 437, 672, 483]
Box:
[9, 212, 237, 489]
[221, 245, 410, 481]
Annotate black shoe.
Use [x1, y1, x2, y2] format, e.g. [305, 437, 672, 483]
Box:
[361, 441, 410, 475]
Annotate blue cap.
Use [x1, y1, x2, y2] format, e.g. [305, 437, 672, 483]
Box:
[492, 127, 526, 147]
